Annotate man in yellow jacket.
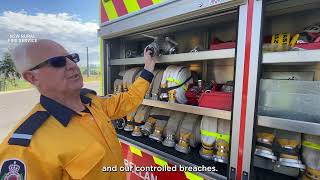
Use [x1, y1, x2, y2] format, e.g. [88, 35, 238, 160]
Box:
[0, 39, 156, 179]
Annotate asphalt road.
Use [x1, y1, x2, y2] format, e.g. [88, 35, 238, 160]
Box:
[0, 81, 100, 141]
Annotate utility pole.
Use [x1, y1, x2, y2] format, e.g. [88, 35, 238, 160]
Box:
[86, 47, 89, 77]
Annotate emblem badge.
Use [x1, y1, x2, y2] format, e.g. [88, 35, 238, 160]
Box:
[0, 159, 26, 180]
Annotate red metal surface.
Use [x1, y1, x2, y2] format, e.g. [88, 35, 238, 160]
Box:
[121, 142, 188, 180]
[295, 42, 320, 50]
[100, 0, 157, 24]
[112, 0, 128, 17]
[100, 0, 109, 23]
[137, 0, 154, 8]
[198, 92, 233, 111]
[210, 42, 236, 50]
[237, 0, 254, 179]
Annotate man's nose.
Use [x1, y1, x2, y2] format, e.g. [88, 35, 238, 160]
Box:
[65, 58, 78, 69]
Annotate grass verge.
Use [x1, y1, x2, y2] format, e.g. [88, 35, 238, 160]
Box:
[0, 75, 100, 92]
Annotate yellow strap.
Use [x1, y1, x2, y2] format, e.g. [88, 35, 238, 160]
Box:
[123, 0, 140, 13]
[102, 0, 118, 21]
[303, 141, 320, 151]
[129, 145, 142, 157]
[127, 115, 134, 121]
[166, 77, 187, 91]
[201, 130, 230, 143]
[153, 156, 168, 167]
[290, 34, 299, 47]
[185, 172, 204, 180]
[271, 33, 290, 46]
[152, 0, 162, 4]
[307, 167, 320, 177]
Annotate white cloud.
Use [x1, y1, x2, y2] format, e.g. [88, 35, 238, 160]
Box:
[0, 11, 100, 66]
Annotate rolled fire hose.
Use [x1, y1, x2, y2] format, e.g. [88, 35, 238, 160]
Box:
[160, 65, 193, 104]
[149, 109, 172, 142]
[135, 70, 142, 81]
[151, 70, 164, 100]
[118, 69, 126, 77]
[213, 120, 231, 164]
[162, 111, 185, 147]
[275, 130, 305, 170]
[160, 65, 177, 101]
[254, 126, 277, 161]
[125, 105, 144, 132]
[132, 105, 151, 137]
[145, 70, 157, 99]
[148, 110, 172, 142]
[302, 134, 320, 180]
[113, 79, 123, 94]
[123, 68, 143, 131]
[111, 70, 126, 129]
[199, 116, 218, 160]
[142, 108, 171, 136]
[141, 108, 165, 136]
[122, 67, 142, 91]
[110, 78, 126, 130]
[124, 108, 138, 131]
[145, 70, 160, 99]
[175, 114, 201, 154]
[112, 70, 126, 94]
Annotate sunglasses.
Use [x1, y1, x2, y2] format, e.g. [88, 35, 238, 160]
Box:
[29, 53, 80, 71]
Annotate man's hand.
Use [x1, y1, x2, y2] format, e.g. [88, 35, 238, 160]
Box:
[143, 47, 156, 73]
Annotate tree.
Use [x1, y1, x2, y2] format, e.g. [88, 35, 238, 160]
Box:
[0, 52, 21, 90]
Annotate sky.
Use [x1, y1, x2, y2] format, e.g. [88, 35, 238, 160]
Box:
[0, 0, 100, 66]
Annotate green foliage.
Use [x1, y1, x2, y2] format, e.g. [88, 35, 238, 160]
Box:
[0, 52, 21, 90]
[80, 64, 100, 76]
[0, 52, 20, 79]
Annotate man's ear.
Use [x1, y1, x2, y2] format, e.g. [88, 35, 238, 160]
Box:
[22, 71, 40, 86]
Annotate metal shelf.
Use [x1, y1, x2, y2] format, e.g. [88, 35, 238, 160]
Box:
[110, 49, 235, 65]
[111, 49, 320, 65]
[265, 0, 320, 17]
[142, 99, 231, 120]
[262, 49, 320, 64]
[257, 115, 320, 136]
[98, 0, 244, 39]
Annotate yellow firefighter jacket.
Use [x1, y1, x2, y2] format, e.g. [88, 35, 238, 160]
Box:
[0, 69, 154, 180]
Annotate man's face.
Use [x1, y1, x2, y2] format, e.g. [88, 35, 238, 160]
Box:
[36, 54, 83, 94]
[18, 40, 84, 95]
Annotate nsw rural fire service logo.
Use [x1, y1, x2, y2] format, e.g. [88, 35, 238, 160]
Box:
[0, 159, 26, 180]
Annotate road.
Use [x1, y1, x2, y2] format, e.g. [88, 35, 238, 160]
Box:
[0, 81, 100, 141]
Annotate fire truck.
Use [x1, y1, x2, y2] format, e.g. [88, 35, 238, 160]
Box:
[98, 0, 320, 179]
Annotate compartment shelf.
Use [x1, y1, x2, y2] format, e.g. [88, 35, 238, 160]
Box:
[263, 49, 320, 64]
[142, 99, 320, 135]
[117, 131, 227, 180]
[110, 49, 235, 65]
[110, 49, 320, 65]
[142, 99, 231, 120]
[257, 115, 320, 136]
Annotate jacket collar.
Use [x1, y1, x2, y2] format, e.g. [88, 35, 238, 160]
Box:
[40, 95, 92, 127]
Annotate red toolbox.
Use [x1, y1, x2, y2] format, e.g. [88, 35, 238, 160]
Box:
[294, 42, 320, 50]
[198, 91, 233, 111]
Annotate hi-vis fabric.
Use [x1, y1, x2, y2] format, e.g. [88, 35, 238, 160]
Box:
[0, 70, 153, 180]
[123, 68, 143, 131]
[100, 0, 165, 24]
[302, 134, 320, 178]
[132, 105, 151, 136]
[199, 116, 218, 158]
